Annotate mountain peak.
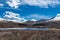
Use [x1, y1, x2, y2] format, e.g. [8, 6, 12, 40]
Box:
[56, 14, 60, 17]
[50, 14, 60, 21]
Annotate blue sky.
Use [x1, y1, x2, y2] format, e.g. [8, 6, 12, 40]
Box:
[0, 0, 60, 22]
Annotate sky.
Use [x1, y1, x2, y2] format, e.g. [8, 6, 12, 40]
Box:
[0, 0, 60, 22]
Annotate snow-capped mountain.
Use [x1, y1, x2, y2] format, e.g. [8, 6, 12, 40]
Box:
[33, 14, 60, 28]
[49, 14, 60, 21]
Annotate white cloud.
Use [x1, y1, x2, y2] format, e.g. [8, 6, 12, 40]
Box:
[4, 11, 20, 18]
[6, 0, 60, 8]
[0, 3, 4, 7]
[6, 0, 20, 8]
[0, 16, 6, 21]
[22, 0, 60, 8]
[26, 14, 50, 19]
[3, 11, 27, 23]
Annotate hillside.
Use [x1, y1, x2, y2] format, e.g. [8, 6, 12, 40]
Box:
[33, 20, 60, 28]
[0, 13, 60, 28]
[1, 20, 60, 28]
[33, 14, 60, 28]
[0, 20, 29, 28]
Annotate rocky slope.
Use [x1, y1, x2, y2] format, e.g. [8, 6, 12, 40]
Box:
[0, 20, 37, 28]
[0, 20, 29, 28]
[1, 19, 60, 28]
[33, 14, 60, 28]
[33, 20, 60, 28]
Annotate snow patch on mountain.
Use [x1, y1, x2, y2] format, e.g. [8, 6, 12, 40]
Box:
[50, 14, 60, 21]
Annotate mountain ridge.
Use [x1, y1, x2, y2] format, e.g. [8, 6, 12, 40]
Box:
[0, 14, 60, 28]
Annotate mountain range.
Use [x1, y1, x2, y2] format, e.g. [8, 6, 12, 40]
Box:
[0, 14, 60, 28]
[33, 14, 60, 28]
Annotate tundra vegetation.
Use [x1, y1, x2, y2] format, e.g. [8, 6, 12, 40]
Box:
[0, 30, 60, 40]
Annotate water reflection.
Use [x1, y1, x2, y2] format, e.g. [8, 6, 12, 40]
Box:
[0, 28, 49, 30]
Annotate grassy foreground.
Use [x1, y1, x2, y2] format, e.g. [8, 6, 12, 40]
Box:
[0, 30, 60, 40]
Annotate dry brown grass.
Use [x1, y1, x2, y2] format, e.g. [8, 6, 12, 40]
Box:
[0, 30, 59, 40]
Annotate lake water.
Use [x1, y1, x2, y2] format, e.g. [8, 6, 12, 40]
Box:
[0, 28, 49, 30]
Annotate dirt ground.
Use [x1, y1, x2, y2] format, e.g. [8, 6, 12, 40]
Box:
[0, 30, 60, 40]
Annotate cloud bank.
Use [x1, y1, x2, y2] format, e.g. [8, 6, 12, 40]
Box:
[6, 0, 20, 8]
[23, 0, 60, 8]
[0, 12, 50, 22]
[26, 14, 50, 19]
[0, 3, 4, 7]
[6, 0, 60, 8]
[0, 11, 27, 23]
